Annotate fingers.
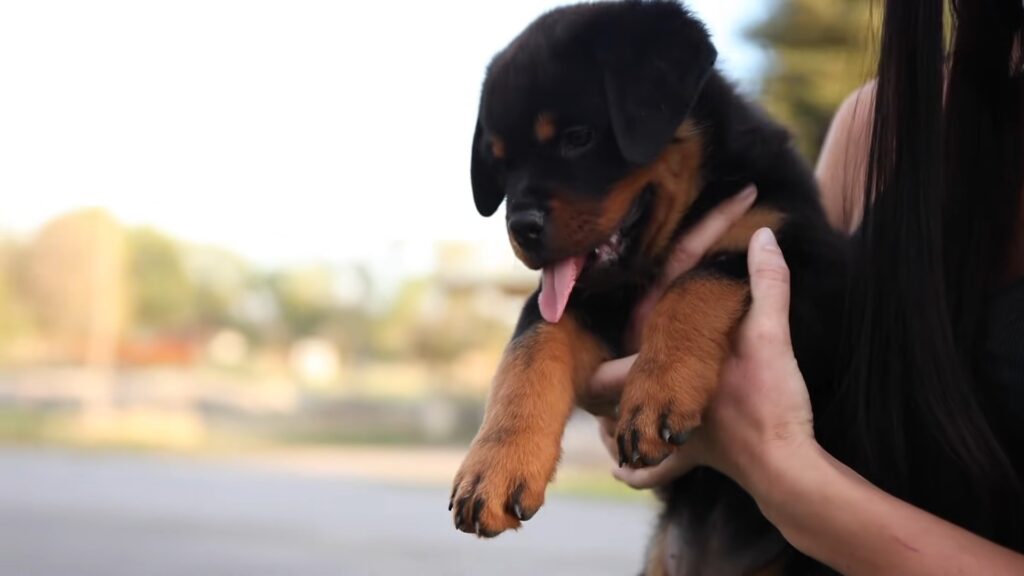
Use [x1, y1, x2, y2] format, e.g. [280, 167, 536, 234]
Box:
[597, 416, 618, 463]
[746, 228, 792, 348]
[601, 413, 696, 489]
[659, 185, 757, 286]
[581, 355, 637, 417]
[611, 448, 697, 489]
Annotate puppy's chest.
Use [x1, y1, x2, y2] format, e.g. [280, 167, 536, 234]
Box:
[570, 282, 650, 355]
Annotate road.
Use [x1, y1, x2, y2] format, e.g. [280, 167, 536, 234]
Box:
[0, 447, 657, 575]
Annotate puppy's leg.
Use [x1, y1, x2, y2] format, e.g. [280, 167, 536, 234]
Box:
[643, 520, 672, 576]
[451, 311, 608, 537]
[615, 270, 749, 466]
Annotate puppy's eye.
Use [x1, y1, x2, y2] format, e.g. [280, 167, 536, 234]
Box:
[560, 126, 596, 157]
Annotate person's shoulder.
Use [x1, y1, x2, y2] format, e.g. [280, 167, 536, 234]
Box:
[815, 81, 876, 234]
[836, 81, 877, 128]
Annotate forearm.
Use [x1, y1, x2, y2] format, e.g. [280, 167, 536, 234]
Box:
[744, 441, 1024, 575]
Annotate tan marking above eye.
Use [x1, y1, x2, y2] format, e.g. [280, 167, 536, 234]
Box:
[490, 137, 506, 159]
[534, 113, 557, 143]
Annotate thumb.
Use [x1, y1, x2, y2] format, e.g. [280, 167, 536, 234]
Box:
[746, 228, 791, 338]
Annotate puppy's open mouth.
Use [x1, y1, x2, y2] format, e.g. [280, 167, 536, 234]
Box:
[538, 187, 652, 323]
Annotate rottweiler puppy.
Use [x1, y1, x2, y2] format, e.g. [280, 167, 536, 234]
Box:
[451, 1, 848, 574]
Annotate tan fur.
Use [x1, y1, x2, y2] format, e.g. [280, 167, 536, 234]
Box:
[618, 273, 749, 463]
[508, 229, 529, 265]
[451, 315, 609, 536]
[539, 121, 704, 267]
[643, 522, 671, 576]
[490, 137, 506, 159]
[534, 113, 557, 142]
[545, 168, 646, 259]
[710, 208, 785, 254]
[640, 121, 705, 260]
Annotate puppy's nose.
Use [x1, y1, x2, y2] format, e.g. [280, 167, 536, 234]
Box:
[508, 210, 546, 251]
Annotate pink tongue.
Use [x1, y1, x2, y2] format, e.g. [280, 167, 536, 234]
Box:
[538, 256, 586, 323]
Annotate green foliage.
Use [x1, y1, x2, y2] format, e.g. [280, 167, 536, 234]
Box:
[180, 243, 252, 329]
[267, 266, 339, 338]
[369, 279, 511, 363]
[749, 0, 879, 160]
[0, 239, 34, 344]
[370, 279, 429, 359]
[0, 209, 507, 367]
[127, 228, 194, 331]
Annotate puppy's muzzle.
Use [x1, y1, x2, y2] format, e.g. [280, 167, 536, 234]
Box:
[507, 209, 546, 254]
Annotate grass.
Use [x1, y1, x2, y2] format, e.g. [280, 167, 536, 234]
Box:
[0, 408, 51, 442]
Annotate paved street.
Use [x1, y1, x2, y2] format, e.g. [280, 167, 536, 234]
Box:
[0, 447, 657, 575]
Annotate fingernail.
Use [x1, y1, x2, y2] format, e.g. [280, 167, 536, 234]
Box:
[739, 185, 757, 201]
[754, 227, 779, 251]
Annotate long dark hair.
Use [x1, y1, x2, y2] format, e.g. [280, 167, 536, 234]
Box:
[829, 0, 1024, 547]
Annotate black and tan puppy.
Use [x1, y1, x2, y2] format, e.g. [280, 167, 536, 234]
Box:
[451, 1, 847, 574]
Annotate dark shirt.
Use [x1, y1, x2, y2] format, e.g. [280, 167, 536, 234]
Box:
[984, 277, 1024, 469]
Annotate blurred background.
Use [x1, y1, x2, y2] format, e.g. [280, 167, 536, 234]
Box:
[0, 1, 876, 574]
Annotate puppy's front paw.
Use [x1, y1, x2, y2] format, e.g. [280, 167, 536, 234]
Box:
[615, 354, 717, 468]
[449, 432, 555, 537]
[615, 274, 748, 468]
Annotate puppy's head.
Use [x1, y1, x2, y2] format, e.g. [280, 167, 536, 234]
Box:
[470, 1, 717, 322]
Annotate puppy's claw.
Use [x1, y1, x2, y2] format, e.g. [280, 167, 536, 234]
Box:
[670, 429, 692, 445]
[471, 496, 484, 532]
[509, 483, 535, 522]
[453, 494, 472, 532]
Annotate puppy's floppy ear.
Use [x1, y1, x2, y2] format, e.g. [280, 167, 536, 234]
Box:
[471, 115, 504, 217]
[599, 3, 717, 165]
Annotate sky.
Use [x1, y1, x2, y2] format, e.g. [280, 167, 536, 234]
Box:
[0, 0, 768, 278]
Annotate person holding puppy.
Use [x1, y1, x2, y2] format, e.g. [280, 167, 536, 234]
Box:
[586, 1, 1024, 574]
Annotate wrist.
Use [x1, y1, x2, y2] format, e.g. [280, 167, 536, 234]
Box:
[742, 438, 860, 559]
[736, 437, 831, 528]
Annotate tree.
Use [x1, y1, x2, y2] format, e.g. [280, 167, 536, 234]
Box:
[0, 238, 34, 347]
[126, 228, 194, 332]
[748, 0, 879, 160]
[267, 266, 339, 338]
[177, 242, 256, 334]
[25, 209, 127, 364]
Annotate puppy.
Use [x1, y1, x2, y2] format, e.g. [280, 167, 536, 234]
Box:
[450, 2, 848, 574]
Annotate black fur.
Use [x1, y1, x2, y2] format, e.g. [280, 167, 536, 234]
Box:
[471, 2, 848, 573]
